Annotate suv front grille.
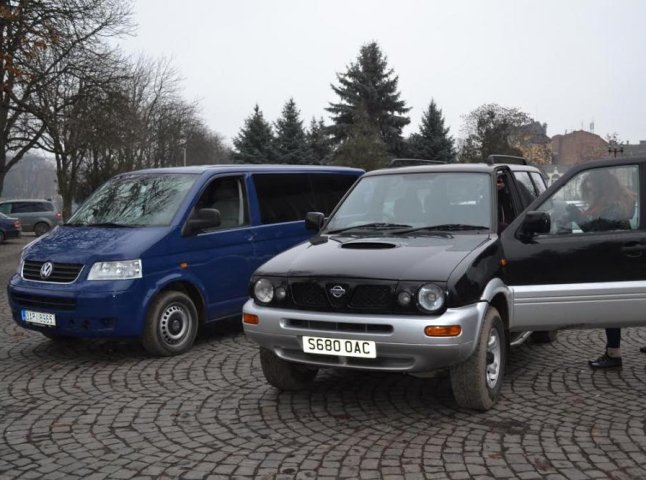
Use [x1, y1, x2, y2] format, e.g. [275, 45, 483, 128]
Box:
[23, 260, 84, 283]
[289, 279, 398, 313]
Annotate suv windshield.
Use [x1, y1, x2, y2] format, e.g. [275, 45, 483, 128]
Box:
[68, 173, 198, 227]
[325, 172, 492, 233]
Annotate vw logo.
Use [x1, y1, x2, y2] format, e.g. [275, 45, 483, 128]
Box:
[40, 262, 53, 279]
[330, 285, 346, 298]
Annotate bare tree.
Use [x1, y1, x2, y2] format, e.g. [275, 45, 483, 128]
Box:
[0, 0, 132, 197]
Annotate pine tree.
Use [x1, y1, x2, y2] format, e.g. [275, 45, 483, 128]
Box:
[233, 105, 276, 163]
[273, 98, 311, 164]
[307, 117, 333, 165]
[332, 103, 390, 171]
[327, 42, 411, 156]
[408, 100, 456, 162]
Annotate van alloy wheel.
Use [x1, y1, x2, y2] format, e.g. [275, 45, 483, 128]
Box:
[142, 290, 199, 356]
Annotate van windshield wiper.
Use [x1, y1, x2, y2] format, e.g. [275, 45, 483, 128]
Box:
[327, 222, 412, 234]
[72, 222, 136, 228]
[394, 224, 489, 234]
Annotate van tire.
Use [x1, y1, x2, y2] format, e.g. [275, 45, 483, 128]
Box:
[450, 307, 506, 411]
[142, 290, 198, 356]
[531, 330, 559, 343]
[260, 347, 318, 390]
[34, 222, 50, 237]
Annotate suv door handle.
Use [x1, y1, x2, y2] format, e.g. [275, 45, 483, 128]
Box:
[621, 242, 646, 257]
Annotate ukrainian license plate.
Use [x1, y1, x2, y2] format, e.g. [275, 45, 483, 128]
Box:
[21, 309, 56, 327]
[302, 336, 376, 358]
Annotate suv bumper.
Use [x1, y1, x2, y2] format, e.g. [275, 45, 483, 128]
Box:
[243, 300, 488, 372]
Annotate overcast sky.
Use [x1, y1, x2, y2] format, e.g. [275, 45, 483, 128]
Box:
[118, 0, 646, 146]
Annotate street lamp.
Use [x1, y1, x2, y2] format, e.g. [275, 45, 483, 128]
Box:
[608, 144, 623, 158]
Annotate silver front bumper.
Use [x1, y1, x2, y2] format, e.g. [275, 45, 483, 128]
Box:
[243, 300, 488, 373]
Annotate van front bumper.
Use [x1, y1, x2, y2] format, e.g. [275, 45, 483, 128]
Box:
[7, 275, 147, 338]
[242, 300, 488, 373]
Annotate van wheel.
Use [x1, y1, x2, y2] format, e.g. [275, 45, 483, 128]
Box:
[260, 347, 318, 390]
[34, 222, 50, 237]
[450, 307, 506, 411]
[531, 330, 559, 343]
[142, 290, 198, 356]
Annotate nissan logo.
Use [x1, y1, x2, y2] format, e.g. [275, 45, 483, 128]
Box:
[40, 262, 53, 279]
[330, 285, 346, 298]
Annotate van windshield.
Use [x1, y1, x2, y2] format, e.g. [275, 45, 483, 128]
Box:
[68, 173, 198, 227]
[325, 172, 492, 234]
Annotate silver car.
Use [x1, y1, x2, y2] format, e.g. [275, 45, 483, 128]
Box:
[0, 199, 63, 236]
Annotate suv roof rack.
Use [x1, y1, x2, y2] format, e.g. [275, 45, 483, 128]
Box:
[388, 158, 446, 168]
[485, 155, 527, 165]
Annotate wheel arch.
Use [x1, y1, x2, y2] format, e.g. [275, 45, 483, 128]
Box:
[480, 277, 512, 332]
[144, 274, 208, 326]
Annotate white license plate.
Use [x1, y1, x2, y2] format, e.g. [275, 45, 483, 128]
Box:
[302, 336, 376, 358]
[21, 309, 56, 327]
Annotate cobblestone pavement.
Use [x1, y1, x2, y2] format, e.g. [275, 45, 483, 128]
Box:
[2, 236, 646, 479]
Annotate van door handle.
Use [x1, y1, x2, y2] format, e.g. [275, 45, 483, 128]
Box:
[621, 242, 646, 257]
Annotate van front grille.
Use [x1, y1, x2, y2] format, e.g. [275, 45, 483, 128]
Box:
[23, 260, 83, 283]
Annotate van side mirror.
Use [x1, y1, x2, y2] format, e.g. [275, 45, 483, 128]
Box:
[305, 212, 325, 231]
[519, 211, 550, 238]
[183, 208, 221, 236]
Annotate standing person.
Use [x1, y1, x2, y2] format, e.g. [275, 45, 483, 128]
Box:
[567, 170, 636, 368]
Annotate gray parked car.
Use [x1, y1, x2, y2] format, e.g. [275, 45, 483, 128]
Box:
[0, 199, 62, 236]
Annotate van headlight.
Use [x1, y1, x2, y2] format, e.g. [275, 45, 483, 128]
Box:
[88, 259, 142, 280]
[253, 278, 274, 304]
[417, 283, 445, 313]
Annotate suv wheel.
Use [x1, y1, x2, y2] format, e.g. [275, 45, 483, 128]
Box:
[34, 222, 50, 237]
[142, 290, 198, 356]
[260, 347, 318, 390]
[450, 307, 506, 411]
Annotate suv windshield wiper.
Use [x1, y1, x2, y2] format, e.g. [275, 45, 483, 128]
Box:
[394, 224, 489, 234]
[326, 222, 411, 234]
[70, 222, 136, 228]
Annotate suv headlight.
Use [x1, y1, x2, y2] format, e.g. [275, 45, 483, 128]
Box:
[417, 283, 445, 313]
[253, 278, 274, 304]
[88, 259, 142, 280]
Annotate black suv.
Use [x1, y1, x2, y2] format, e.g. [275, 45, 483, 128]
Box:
[243, 157, 644, 410]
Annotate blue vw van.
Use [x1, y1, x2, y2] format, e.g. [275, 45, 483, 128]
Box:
[7, 165, 362, 355]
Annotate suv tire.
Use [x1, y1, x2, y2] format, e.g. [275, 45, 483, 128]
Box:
[260, 347, 318, 390]
[142, 290, 198, 356]
[450, 307, 506, 411]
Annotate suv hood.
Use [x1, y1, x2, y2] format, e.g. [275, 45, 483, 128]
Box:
[22, 225, 167, 263]
[257, 233, 490, 281]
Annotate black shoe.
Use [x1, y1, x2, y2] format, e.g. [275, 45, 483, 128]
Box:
[640, 346, 646, 353]
[589, 353, 622, 369]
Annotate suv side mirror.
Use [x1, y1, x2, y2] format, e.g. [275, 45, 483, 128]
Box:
[305, 212, 325, 231]
[519, 211, 550, 238]
[183, 208, 221, 236]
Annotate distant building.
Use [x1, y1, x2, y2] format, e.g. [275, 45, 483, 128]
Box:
[623, 140, 646, 158]
[550, 130, 608, 166]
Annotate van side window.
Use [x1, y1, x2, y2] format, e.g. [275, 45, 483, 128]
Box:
[310, 174, 357, 215]
[196, 176, 248, 231]
[253, 174, 315, 224]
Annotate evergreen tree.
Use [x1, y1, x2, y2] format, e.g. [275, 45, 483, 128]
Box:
[332, 103, 390, 171]
[327, 42, 411, 156]
[233, 105, 276, 163]
[307, 117, 333, 165]
[273, 98, 311, 164]
[408, 100, 456, 162]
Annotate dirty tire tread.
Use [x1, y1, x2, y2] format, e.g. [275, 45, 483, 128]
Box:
[142, 290, 198, 357]
[260, 347, 318, 391]
[450, 307, 506, 411]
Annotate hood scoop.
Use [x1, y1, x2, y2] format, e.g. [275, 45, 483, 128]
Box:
[341, 241, 397, 250]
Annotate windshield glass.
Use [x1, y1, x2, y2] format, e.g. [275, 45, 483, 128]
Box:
[325, 172, 492, 233]
[68, 173, 198, 227]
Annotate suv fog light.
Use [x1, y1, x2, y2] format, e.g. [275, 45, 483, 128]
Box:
[275, 286, 287, 301]
[425, 325, 461, 337]
[254, 278, 274, 303]
[397, 291, 412, 306]
[243, 313, 259, 325]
